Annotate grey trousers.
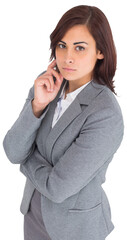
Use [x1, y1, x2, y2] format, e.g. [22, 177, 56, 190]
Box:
[24, 189, 51, 240]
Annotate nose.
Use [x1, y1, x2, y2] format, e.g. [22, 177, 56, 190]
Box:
[64, 50, 74, 64]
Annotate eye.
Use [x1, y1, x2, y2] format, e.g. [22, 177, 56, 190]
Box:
[76, 46, 85, 51]
[57, 43, 66, 49]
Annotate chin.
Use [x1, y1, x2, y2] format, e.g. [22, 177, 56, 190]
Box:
[60, 71, 77, 80]
[62, 76, 76, 81]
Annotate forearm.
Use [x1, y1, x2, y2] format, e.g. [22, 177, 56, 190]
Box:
[20, 151, 60, 203]
[3, 100, 49, 164]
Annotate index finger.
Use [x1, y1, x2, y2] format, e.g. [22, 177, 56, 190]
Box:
[47, 59, 57, 70]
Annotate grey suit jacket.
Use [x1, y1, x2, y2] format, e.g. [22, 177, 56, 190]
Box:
[3, 76, 124, 240]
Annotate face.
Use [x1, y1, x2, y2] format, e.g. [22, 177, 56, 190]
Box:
[55, 25, 104, 86]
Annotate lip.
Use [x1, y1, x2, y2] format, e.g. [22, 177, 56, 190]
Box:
[63, 67, 76, 72]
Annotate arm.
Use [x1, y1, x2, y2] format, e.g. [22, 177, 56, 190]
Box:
[3, 85, 49, 164]
[3, 62, 64, 164]
[20, 106, 124, 203]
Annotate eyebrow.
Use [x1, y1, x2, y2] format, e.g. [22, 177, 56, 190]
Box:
[59, 40, 88, 45]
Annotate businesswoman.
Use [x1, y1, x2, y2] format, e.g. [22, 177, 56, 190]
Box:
[3, 5, 124, 240]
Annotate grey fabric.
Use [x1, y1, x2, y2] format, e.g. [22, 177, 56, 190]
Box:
[3, 76, 124, 240]
[24, 189, 51, 240]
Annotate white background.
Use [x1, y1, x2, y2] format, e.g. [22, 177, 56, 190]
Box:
[0, 0, 126, 239]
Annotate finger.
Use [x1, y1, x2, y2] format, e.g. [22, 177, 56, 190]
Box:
[53, 70, 63, 88]
[45, 74, 55, 90]
[47, 60, 63, 84]
[41, 74, 55, 91]
[50, 68, 63, 83]
[37, 78, 52, 91]
[47, 59, 57, 70]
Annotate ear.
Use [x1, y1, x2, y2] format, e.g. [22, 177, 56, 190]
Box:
[97, 50, 104, 60]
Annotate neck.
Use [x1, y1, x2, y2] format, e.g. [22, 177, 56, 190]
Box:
[65, 78, 91, 94]
[66, 73, 92, 94]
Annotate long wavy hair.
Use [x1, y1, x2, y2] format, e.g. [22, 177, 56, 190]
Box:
[50, 5, 117, 94]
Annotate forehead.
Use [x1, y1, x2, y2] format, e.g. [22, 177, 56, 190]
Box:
[61, 25, 95, 44]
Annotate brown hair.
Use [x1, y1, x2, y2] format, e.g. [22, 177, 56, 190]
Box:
[50, 5, 117, 94]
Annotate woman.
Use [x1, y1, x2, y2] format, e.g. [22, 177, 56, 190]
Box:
[3, 5, 124, 240]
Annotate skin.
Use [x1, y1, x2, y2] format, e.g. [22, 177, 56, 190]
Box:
[32, 24, 104, 118]
[55, 24, 104, 93]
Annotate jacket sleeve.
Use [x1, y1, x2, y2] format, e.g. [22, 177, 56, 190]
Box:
[20, 106, 124, 203]
[3, 84, 49, 164]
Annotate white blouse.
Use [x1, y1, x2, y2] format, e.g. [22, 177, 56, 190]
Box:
[52, 80, 91, 128]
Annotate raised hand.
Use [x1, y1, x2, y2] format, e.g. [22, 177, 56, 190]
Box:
[32, 60, 63, 117]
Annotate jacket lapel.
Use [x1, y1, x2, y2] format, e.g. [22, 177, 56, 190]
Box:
[44, 79, 105, 163]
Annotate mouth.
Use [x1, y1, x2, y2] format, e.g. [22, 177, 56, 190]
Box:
[62, 67, 76, 72]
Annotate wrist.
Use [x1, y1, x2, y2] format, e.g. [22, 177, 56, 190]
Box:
[32, 99, 48, 118]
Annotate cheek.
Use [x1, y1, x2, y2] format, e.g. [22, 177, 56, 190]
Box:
[78, 57, 97, 74]
[81, 54, 97, 68]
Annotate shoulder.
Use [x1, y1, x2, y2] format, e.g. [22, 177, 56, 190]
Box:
[90, 81, 122, 115]
[79, 81, 124, 131]
[78, 80, 122, 115]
